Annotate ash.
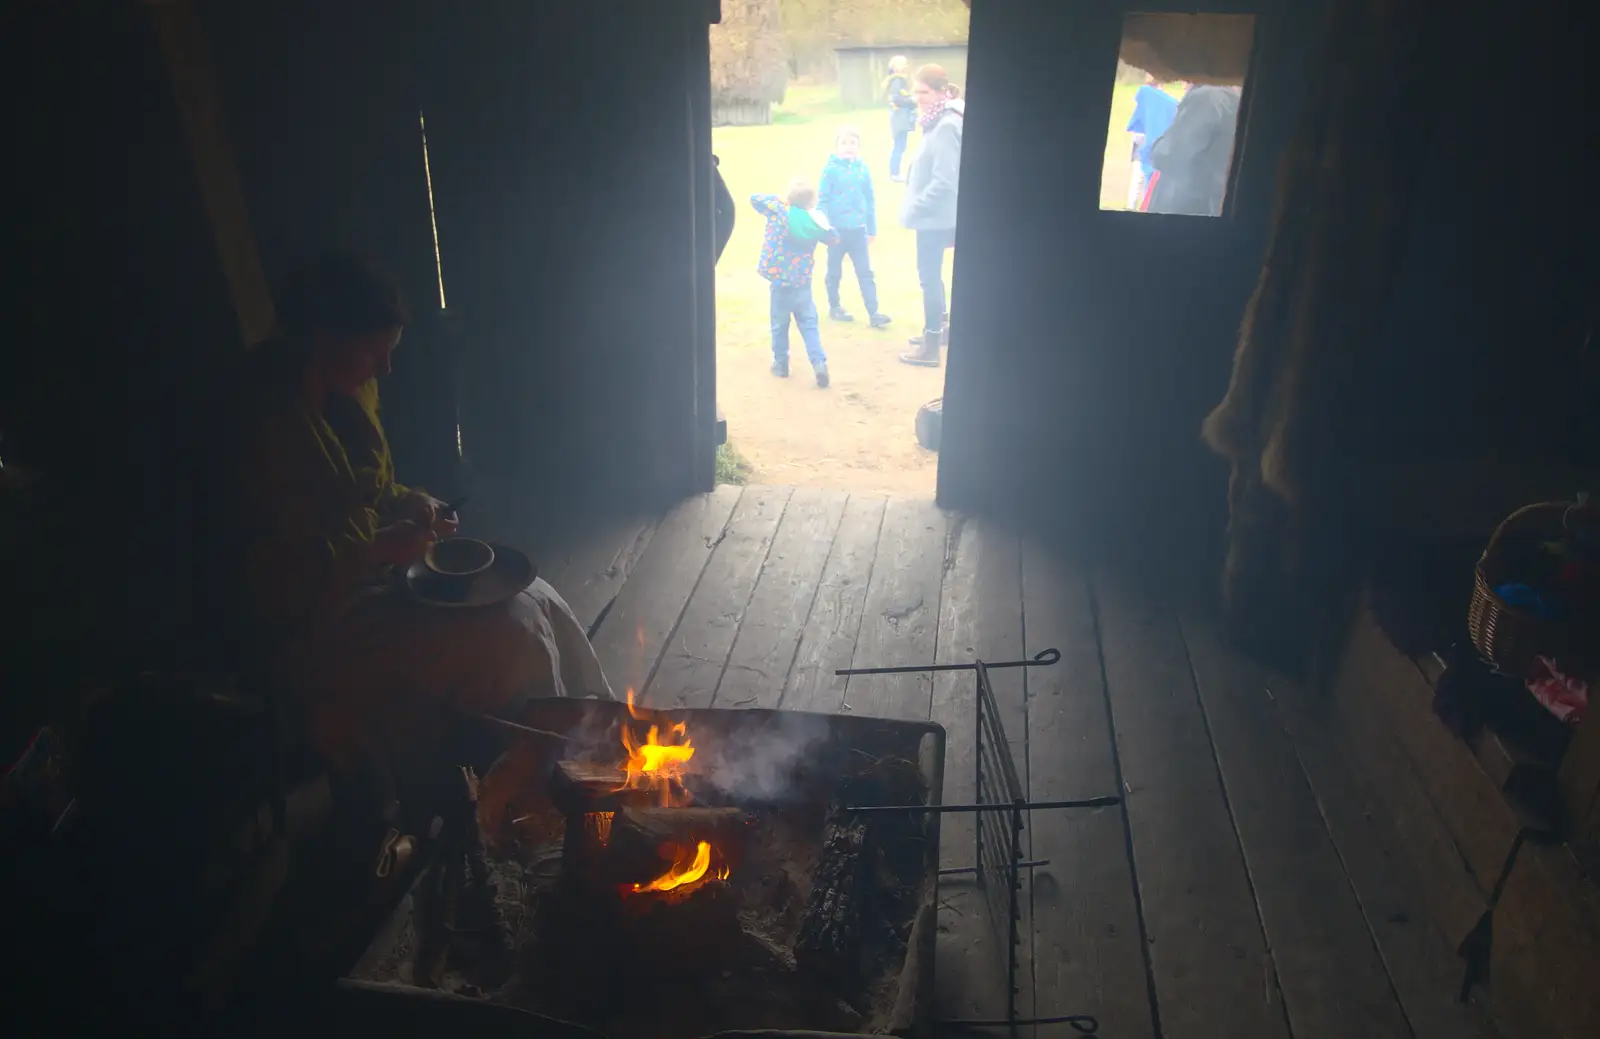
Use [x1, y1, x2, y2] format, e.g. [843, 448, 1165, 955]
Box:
[352, 735, 933, 1039]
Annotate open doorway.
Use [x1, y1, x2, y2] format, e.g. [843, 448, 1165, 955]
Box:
[709, 0, 971, 496]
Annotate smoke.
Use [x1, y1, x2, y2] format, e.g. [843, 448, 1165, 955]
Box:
[691, 710, 833, 804]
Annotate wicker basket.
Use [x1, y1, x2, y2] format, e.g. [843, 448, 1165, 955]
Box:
[1467, 500, 1586, 676]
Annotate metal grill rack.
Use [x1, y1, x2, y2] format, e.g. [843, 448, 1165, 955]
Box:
[837, 649, 1118, 1036]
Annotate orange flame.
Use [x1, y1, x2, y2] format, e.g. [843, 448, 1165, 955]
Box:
[614, 691, 730, 897]
[618, 689, 695, 807]
[630, 840, 729, 894]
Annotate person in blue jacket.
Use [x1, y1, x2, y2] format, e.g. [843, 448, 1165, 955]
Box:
[1125, 74, 1179, 211]
[818, 125, 890, 328]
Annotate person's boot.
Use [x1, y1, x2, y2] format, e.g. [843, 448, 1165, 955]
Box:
[900, 328, 942, 367]
[907, 313, 948, 347]
[813, 363, 830, 388]
[829, 306, 854, 322]
[771, 357, 790, 378]
[869, 312, 892, 328]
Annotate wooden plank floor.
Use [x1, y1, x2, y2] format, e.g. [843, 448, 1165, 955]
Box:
[538, 486, 1499, 1039]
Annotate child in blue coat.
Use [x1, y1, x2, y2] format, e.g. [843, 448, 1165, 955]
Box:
[818, 126, 891, 328]
[751, 179, 839, 387]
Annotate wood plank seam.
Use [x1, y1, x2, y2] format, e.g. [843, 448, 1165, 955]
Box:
[594, 486, 742, 701]
[645, 486, 792, 706]
[1022, 545, 1156, 1037]
[839, 500, 945, 720]
[1172, 628, 1298, 1038]
[996, 528, 1034, 1027]
[1267, 692, 1426, 1036]
[1179, 612, 1422, 1039]
[1083, 576, 1169, 1039]
[584, 519, 661, 639]
[776, 496, 889, 714]
[739, 492, 852, 711]
[689, 486, 797, 704]
[634, 508, 736, 698]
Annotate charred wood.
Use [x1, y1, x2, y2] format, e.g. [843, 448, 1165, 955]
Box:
[605, 805, 748, 884]
[793, 810, 869, 981]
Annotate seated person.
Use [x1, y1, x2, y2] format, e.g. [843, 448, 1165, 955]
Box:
[231, 250, 614, 771]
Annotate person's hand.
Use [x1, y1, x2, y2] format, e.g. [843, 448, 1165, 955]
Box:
[371, 519, 435, 567]
[398, 490, 460, 538]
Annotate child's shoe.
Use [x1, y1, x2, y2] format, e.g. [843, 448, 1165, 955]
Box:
[828, 307, 855, 323]
[771, 359, 790, 378]
[813, 364, 830, 388]
[868, 312, 892, 329]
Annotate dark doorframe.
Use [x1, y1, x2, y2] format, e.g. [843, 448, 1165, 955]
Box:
[419, 1, 723, 528]
[687, 0, 721, 492]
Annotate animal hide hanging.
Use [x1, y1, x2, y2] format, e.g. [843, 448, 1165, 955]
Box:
[1203, 0, 1444, 663]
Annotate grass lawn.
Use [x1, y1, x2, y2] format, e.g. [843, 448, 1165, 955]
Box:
[710, 83, 1141, 494]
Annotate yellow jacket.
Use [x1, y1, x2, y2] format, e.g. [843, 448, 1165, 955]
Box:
[236, 340, 413, 645]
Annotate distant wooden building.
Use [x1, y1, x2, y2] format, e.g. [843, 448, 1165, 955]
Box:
[833, 43, 968, 108]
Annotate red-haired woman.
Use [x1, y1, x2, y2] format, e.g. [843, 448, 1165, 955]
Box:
[899, 64, 963, 368]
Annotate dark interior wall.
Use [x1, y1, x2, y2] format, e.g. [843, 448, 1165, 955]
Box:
[1358, 0, 1597, 474]
[2, 1, 237, 679]
[198, 0, 461, 497]
[200, 0, 722, 536]
[939, 0, 1324, 540]
[416, 0, 720, 528]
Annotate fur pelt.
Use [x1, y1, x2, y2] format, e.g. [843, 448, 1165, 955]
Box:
[1203, 0, 1442, 663]
[1205, 0, 1434, 512]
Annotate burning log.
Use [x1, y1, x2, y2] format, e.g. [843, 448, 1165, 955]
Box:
[549, 760, 637, 816]
[605, 806, 748, 885]
[793, 810, 870, 981]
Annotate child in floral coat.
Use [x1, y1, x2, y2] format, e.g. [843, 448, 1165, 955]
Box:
[751, 179, 839, 387]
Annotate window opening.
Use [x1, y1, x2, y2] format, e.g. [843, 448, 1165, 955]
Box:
[1099, 13, 1254, 217]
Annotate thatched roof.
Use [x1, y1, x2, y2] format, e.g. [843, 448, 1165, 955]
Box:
[1119, 13, 1255, 86]
[963, 2, 1253, 86]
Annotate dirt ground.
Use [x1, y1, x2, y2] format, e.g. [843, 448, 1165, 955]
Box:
[714, 302, 945, 497]
[713, 92, 943, 497]
[712, 84, 1144, 495]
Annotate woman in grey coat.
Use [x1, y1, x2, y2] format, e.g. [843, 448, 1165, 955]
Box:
[899, 65, 963, 367]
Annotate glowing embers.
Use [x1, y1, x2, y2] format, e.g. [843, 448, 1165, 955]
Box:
[630, 839, 732, 896]
[586, 811, 615, 845]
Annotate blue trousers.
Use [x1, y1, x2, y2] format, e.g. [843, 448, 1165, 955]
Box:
[916, 228, 956, 332]
[824, 226, 879, 315]
[890, 127, 909, 178]
[770, 282, 825, 367]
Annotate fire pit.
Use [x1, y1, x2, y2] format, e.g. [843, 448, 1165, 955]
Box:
[349, 695, 945, 1039]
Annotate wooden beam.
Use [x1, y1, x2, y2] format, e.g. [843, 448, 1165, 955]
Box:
[144, 0, 273, 345]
